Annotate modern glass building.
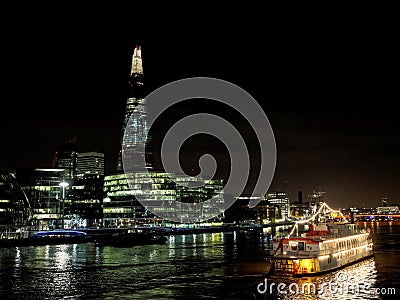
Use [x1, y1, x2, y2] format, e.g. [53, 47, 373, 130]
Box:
[17, 168, 65, 230]
[103, 171, 225, 227]
[0, 167, 33, 231]
[117, 45, 152, 171]
[77, 151, 104, 178]
[70, 173, 104, 228]
[174, 175, 225, 223]
[108, 45, 225, 226]
[54, 138, 78, 180]
[266, 191, 290, 221]
[103, 172, 150, 227]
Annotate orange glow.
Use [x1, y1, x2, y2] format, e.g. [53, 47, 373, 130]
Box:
[299, 259, 313, 273]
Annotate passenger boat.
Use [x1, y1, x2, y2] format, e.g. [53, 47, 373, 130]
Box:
[269, 202, 374, 277]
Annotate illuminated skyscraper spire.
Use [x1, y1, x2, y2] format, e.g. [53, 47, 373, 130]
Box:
[130, 45, 143, 75]
[117, 45, 152, 172]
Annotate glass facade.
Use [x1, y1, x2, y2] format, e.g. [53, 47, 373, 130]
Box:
[54, 138, 78, 180]
[174, 175, 225, 223]
[76, 151, 104, 178]
[103, 171, 225, 227]
[266, 191, 290, 221]
[17, 168, 65, 230]
[111, 45, 225, 226]
[103, 172, 149, 227]
[70, 174, 103, 228]
[117, 45, 152, 171]
[0, 167, 32, 229]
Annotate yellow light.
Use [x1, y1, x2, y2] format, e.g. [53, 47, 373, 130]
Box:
[302, 259, 312, 268]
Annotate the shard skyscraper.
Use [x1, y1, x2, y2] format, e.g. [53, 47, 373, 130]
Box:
[116, 45, 152, 172]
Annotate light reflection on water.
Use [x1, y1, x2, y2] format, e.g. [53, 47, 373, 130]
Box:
[0, 225, 398, 299]
[256, 259, 378, 300]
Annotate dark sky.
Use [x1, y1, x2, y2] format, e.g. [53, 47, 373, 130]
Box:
[1, 14, 399, 209]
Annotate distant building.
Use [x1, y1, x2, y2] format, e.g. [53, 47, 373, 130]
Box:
[53, 138, 78, 180]
[103, 171, 225, 227]
[117, 45, 152, 171]
[17, 168, 103, 230]
[17, 168, 65, 230]
[377, 206, 399, 214]
[266, 191, 290, 221]
[77, 151, 104, 178]
[69, 174, 103, 227]
[251, 196, 281, 224]
[308, 190, 326, 205]
[0, 167, 32, 230]
[174, 174, 225, 223]
[290, 202, 313, 219]
[381, 197, 388, 207]
[102, 172, 165, 227]
[289, 190, 313, 219]
[225, 194, 288, 224]
[109, 45, 225, 226]
[223, 195, 253, 224]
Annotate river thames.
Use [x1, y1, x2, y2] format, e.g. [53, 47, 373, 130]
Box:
[0, 223, 399, 299]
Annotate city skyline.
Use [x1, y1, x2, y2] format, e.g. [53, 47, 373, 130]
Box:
[1, 11, 399, 300]
[2, 31, 398, 209]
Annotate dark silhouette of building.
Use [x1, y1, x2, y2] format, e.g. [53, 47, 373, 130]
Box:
[53, 138, 78, 180]
[70, 174, 104, 228]
[298, 191, 303, 203]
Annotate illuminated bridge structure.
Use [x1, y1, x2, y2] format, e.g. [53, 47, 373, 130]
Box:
[354, 213, 400, 221]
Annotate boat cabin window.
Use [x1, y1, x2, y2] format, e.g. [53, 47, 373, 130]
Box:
[290, 242, 298, 250]
[298, 241, 305, 251]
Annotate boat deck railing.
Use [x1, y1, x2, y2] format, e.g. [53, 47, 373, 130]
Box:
[274, 238, 373, 258]
[293, 228, 369, 241]
[274, 250, 320, 258]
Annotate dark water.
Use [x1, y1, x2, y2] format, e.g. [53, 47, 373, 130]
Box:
[0, 224, 399, 299]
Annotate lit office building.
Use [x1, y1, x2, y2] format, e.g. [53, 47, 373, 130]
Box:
[225, 195, 280, 224]
[266, 191, 290, 221]
[174, 175, 225, 223]
[377, 206, 399, 214]
[103, 172, 154, 227]
[70, 173, 103, 228]
[77, 151, 104, 178]
[248, 196, 280, 224]
[0, 167, 32, 230]
[130, 172, 225, 224]
[308, 190, 326, 205]
[17, 168, 65, 230]
[109, 45, 225, 226]
[103, 171, 225, 227]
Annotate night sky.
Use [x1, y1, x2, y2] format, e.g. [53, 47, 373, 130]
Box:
[2, 15, 398, 209]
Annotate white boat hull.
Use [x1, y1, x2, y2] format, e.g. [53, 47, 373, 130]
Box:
[271, 241, 373, 276]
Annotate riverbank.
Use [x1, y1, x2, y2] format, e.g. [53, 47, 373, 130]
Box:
[0, 226, 239, 248]
[356, 220, 400, 226]
[0, 224, 283, 248]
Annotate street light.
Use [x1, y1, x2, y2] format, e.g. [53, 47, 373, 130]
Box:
[59, 181, 69, 229]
